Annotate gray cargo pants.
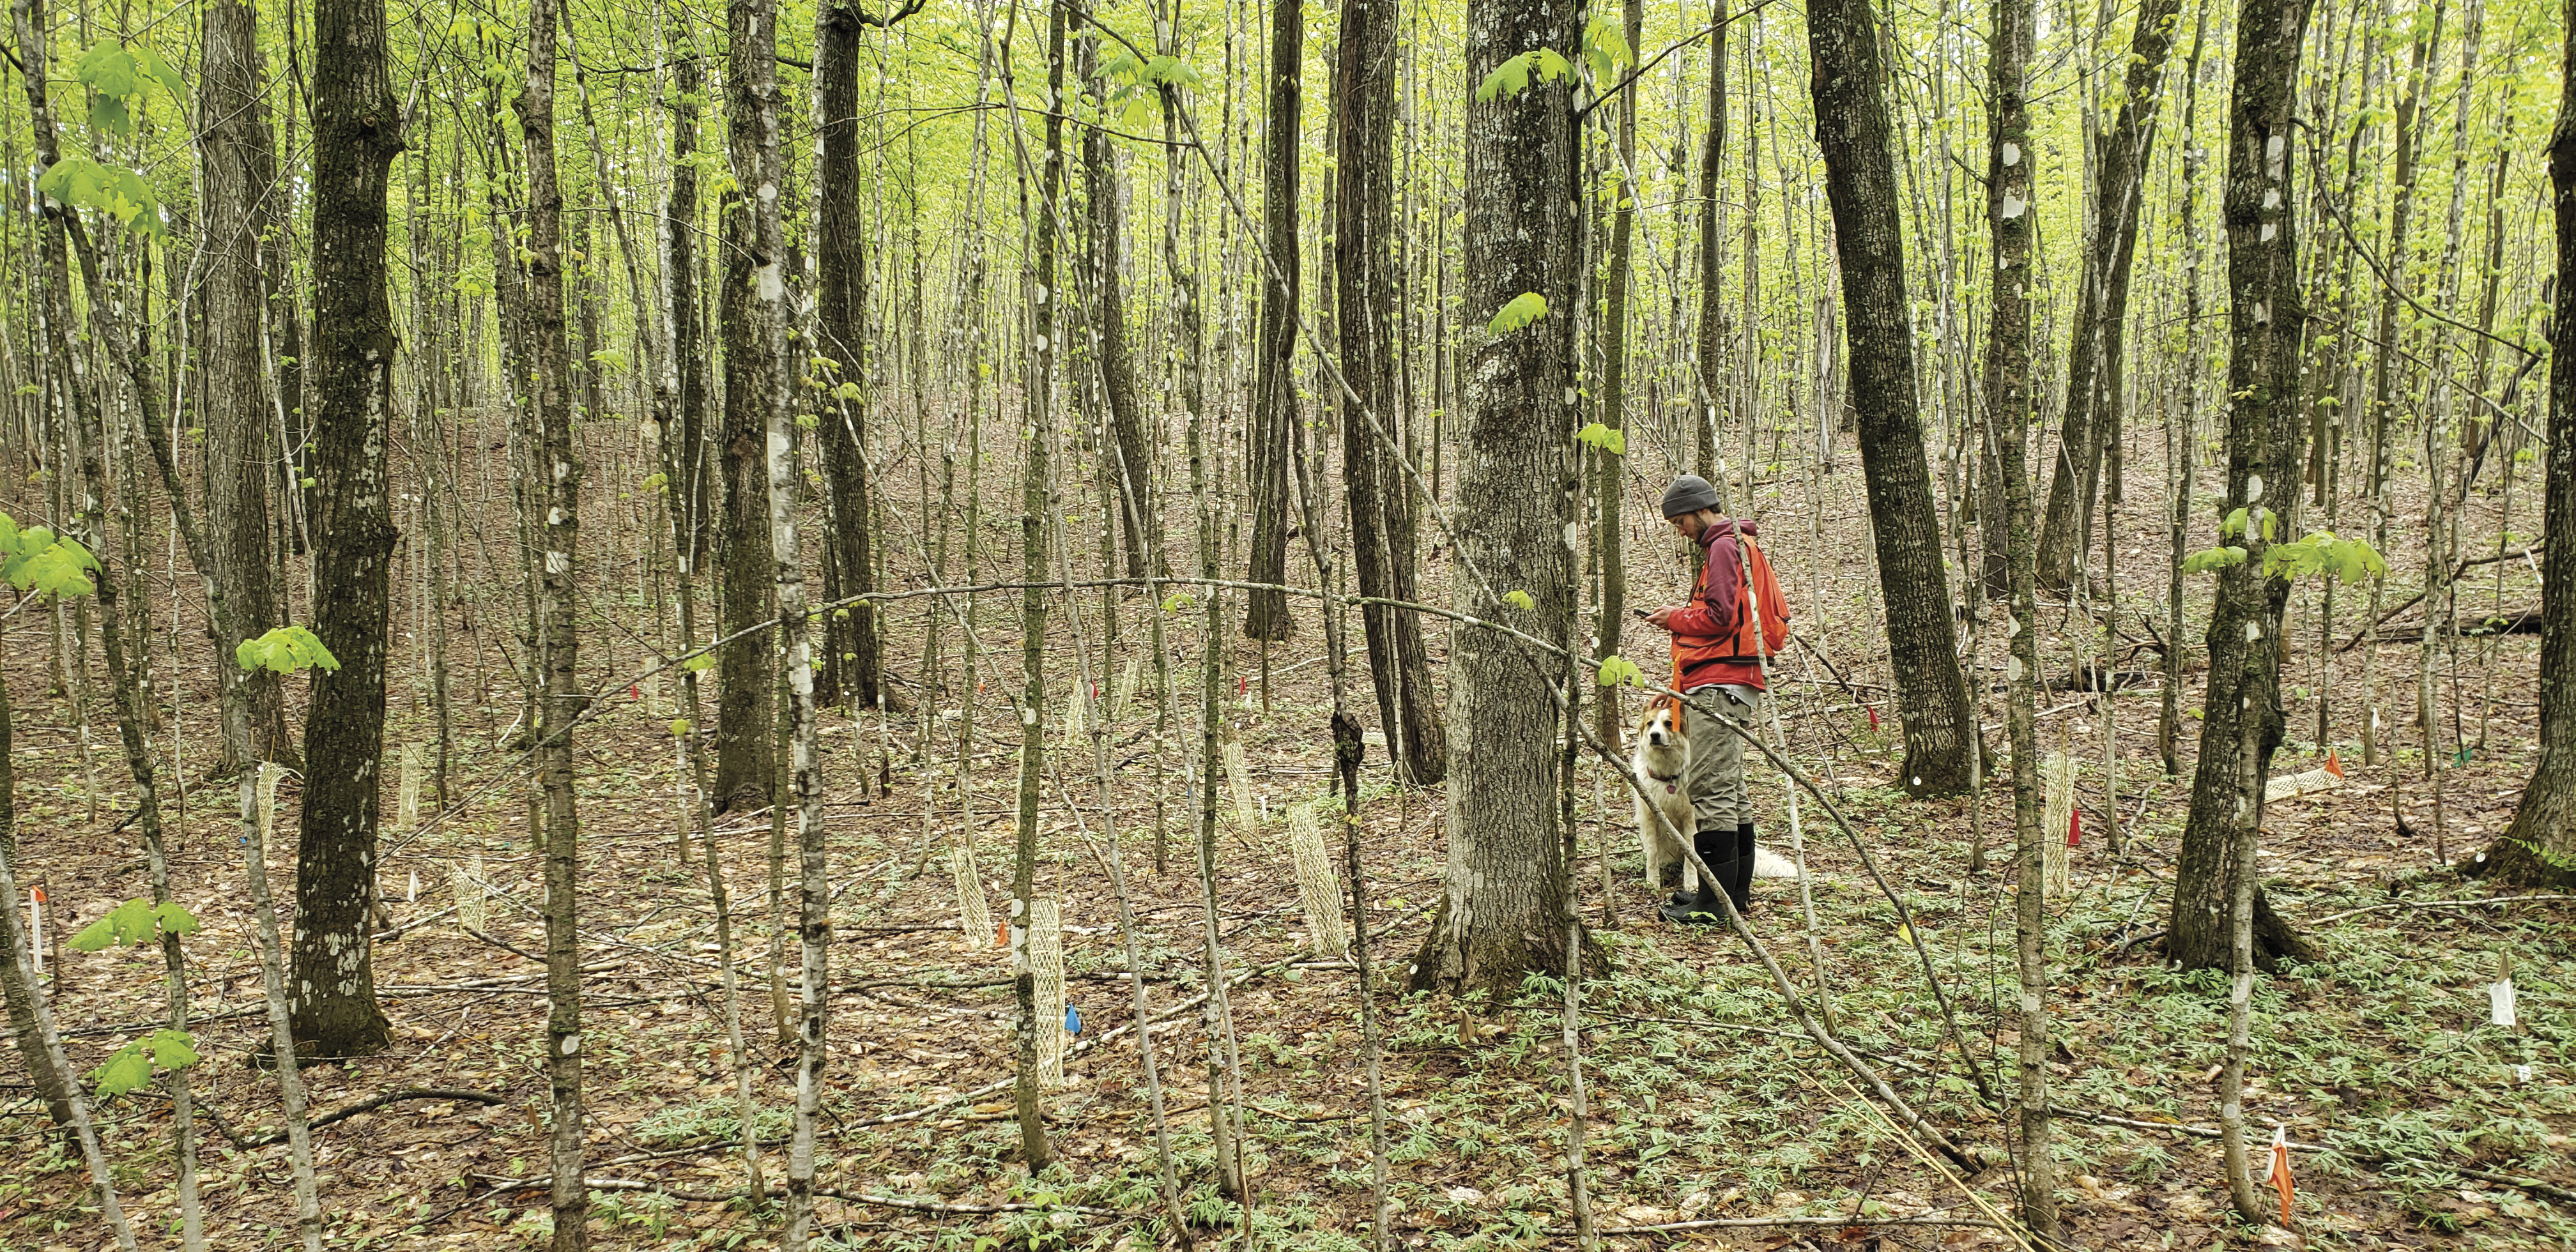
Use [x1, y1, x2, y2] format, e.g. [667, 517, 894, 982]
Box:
[1682, 685, 1761, 833]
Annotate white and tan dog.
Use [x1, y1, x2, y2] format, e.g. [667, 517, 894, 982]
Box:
[1633, 694, 1701, 892]
[1631, 693, 1802, 890]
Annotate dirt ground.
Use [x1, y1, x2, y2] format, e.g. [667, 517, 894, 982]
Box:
[1, 431, 2570, 1251]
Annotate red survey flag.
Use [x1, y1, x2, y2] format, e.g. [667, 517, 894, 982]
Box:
[2068, 809, 2082, 848]
[2268, 1126, 2294, 1226]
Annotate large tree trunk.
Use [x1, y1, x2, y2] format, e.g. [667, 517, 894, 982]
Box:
[1409, 0, 1579, 1000]
[2032, 0, 2184, 591]
[813, 1, 880, 712]
[197, 0, 296, 773]
[1241, 0, 1301, 642]
[2166, 0, 2323, 974]
[292, 0, 403, 1058]
[1806, 0, 1979, 797]
[1336, 0, 1447, 787]
[716, 0, 786, 810]
[2474, 0, 2576, 888]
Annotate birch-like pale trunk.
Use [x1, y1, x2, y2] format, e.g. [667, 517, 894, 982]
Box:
[770, 162, 831, 1249]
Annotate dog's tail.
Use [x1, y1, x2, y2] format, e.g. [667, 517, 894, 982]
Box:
[1751, 844, 1803, 879]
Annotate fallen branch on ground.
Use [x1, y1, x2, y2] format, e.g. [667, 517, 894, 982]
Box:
[215, 1081, 507, 1149]
[2306, 894, 2576, 925]
[1554, 1211, 2009, 1235]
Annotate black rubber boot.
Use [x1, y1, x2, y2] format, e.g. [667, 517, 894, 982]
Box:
[1724, 823, 1758, 912]
[1668, 826, 1729, 905]
[1662, 827, 1733, 923]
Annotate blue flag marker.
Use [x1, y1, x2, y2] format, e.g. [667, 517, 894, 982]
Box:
[1064, 1005, 1082, 1035]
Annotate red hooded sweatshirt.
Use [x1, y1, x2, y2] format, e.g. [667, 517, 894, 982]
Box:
[1664, 519, 1769, 693]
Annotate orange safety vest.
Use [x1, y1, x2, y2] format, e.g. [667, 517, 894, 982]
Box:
[1670, 528, 1791, 686]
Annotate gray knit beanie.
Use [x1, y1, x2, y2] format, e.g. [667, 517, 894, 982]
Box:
[1660, 474, 1721, 519]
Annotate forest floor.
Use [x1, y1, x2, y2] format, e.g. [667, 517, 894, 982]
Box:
[2, 449, 2572, 1251]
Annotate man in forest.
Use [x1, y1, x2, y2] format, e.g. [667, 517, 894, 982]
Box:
[1644, 475, 1789, 923]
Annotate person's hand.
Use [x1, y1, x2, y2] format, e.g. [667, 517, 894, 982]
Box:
[1644, 606, 1678, 630]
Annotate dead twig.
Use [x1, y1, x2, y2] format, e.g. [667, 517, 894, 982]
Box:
[243, 1088, 509, 1147]
[2306, 894, 2576, 925]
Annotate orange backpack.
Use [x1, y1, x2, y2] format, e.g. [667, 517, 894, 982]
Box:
[1712, 534, 1791, 666]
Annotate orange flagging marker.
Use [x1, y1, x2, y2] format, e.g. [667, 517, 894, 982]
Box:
[2268, 1126, 2295, 1226]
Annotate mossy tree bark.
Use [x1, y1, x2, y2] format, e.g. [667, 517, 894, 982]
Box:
[518, 0, 590, 1242]
[1983, 0, 2056, 1233]
[1593, 0, 1643, 751]
[1691, 0, 1728, 484]
[1084, 38, 1158, 585]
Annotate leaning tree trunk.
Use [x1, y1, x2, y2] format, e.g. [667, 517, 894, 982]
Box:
[1337, 0, 1447, 787]
[293, 0, 403, 1058]
[2032, 0, 2184, 591]
[1806, 0, 1979, 797]
[1982, 0, 2056, 1235]
[1241, 0, 1301, 642]
[1409, 0, 1579, 1001]
[197, 0, 296, 773]
[813, 0, 880, 713]
[2473, 0, 2576, 889]
[715, 0, 786, 810]
[2166, 0, 2323, 974]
